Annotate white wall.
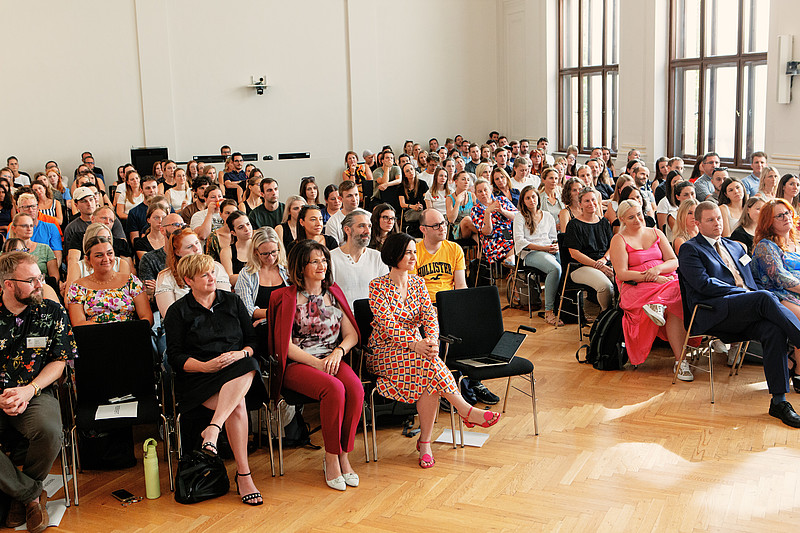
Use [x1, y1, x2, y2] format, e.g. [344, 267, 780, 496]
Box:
[0, 0, 499, 195]
[3, 0, 797, 191]
[766, 0, 800, 173]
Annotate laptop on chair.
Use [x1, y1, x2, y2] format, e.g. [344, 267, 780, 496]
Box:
[459, 331, 527, 368]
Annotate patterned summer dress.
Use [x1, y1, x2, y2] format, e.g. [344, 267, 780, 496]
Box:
[367, 274, 458, 402]
[470, 195, 517, 262]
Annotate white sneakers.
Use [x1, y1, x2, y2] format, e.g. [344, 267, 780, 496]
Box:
[710, 339, 729, 354]
[643, 303, 667, 327]
[674, 360, 694, 382]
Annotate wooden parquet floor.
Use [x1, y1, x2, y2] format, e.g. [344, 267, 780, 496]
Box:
[49, 295, 800, 533]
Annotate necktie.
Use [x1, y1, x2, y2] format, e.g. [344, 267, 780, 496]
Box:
[714, 240, 745, 289]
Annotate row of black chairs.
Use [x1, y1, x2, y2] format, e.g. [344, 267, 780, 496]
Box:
[50, 285, 541, 500]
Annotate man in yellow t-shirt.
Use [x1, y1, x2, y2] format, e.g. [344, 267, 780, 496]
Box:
[414, 209, 499, 406]
[413, 209, 466, 301]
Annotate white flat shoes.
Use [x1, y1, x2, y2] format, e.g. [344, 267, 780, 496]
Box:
[342, 472, 359, 487]
[323, 458, 346, 491]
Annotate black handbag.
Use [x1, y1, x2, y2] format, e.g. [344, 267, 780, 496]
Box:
[174, 450, 230, 504]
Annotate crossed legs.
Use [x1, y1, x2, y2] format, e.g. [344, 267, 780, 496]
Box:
[200, 371, 260, 503]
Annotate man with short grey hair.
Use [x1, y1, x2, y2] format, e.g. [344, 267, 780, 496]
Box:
[329, 208, 387, 311]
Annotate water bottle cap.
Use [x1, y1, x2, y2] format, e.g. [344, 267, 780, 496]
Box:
[143, 438, 157, 454]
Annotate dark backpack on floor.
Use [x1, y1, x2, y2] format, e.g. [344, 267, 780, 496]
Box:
[576, 306, 628, 370]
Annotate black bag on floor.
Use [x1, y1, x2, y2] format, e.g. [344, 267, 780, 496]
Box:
[174, 450, 230, 504]
[467, 258, 491, 288]
[77, 427, 136, 470]
[576, 306, 628, 370]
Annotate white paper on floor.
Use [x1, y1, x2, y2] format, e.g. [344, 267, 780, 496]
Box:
[95, 400, 138, 420]
[41, 472, 71, 499]
[15, 498, 67, 530]
[435, 428, 489, 447]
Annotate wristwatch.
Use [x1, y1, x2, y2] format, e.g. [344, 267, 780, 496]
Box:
[30, 381, 41, 397]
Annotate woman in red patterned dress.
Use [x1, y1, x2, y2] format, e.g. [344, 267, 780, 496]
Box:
[367, 232, 501, 469]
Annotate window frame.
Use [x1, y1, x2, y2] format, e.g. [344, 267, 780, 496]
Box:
[557, 0, 620, 155]
[667, 0, 768, 169]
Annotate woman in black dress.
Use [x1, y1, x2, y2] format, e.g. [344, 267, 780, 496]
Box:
[275, 195, 306, 251]
[564, 187, 616, 311]
[219, 210, 252, 287]
[398, 163, 428, 237]
[164, 253, 265, 506]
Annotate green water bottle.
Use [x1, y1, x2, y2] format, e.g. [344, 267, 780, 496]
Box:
[143, 438, 161, 499]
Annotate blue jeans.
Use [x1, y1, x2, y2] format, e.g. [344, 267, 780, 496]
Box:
[523, 250, 562, 311]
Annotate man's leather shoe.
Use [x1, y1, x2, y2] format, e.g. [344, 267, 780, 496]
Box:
[769, 400, 800, 428]
[5, 500, 25, 528]
[472, 382, 500, 405]
[24, 492, 48, 533]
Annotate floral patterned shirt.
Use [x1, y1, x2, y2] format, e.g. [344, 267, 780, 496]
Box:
[66, 274, 145, 324]
[0, 299, 76, 389]
[291, 291, 343, 359]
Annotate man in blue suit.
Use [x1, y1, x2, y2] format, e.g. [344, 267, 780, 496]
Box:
[678, 201, 800, 427]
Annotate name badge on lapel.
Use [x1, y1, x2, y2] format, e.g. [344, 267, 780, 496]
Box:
[739, 255, 751, 266]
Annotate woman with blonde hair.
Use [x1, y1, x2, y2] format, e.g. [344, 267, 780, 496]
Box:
[757, 166, 780, 200]
[234, 226, 288, 327]
[609, 199, 688, 377]
[475, 162, 493, 181]
[164, 253, 265, 505]
[670, 198, 699, 255]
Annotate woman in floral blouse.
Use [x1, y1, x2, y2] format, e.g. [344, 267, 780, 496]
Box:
[66, 235, 152, 326]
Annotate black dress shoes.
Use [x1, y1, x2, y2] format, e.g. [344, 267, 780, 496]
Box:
[472, 382, 500, 405]
[769, 400, 800, 428]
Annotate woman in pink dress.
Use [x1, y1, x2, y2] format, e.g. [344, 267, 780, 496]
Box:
[608, 200, 690, 380]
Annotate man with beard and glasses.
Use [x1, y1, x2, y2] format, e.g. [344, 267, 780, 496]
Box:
[329, 208, 388, 312]
[0, 252, 76, 533]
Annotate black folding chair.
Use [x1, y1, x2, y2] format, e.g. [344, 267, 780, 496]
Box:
[68, 320, 173, 491]
[437, 286, 539, 448]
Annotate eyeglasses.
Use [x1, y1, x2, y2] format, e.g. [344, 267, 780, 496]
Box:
[164, 223, 187, 231]
[380, 215, 396, 222]
[259, 250, 279, 258]
[421, 221, 448, 230]
[774, 211, 793, 221]
[18, 204, 37, 210]
[7, 275, 45, 287]
[14, 224, 34, 229]
[307, 259, 328, 266]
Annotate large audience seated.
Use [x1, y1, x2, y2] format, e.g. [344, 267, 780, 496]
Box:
[5, 134, 800, 525]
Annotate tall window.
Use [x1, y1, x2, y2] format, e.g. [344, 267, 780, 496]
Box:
[669, 0, 769, 167]
[558, 0, 619, 153]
